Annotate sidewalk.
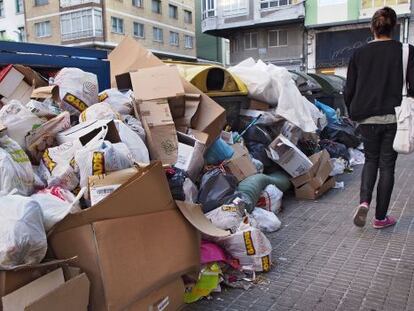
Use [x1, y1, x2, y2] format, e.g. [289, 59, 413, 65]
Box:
[188, 154, 414, 311]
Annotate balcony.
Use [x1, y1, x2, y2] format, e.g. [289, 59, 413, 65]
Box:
[202, 0, 305, 36]
[61, 28, 103, 41]
[60, 8, 103, 42]
[60, 0, 101, 8]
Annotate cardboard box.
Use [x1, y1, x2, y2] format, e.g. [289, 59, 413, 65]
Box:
[291, 150, 333, 189]
[31, 85, 60, 102]
[295, 176, 335, 200]
[2, 268, 89, 311]
[280, 121, 302, 145]
[225, 143, 257, 182]
[249, 99, 270, 111]
[109, 36, 226, 146]
[174, 93, 201, 132]
[267, 134, 313, 178]
[88, 167, 140, 206]
[49, 162, 228, 311]
[136, 99, 178, 165]
[175, 131, 207, 181]
[56, 119, 121, 146]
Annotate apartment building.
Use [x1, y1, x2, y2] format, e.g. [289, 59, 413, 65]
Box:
[0, 0, 26, 41]
[306, 0, 411, 76]
[24, 0, 196, 60]
[201, 0, 306, 69]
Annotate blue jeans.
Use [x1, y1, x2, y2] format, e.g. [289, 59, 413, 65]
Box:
[359, 123, 398, 220]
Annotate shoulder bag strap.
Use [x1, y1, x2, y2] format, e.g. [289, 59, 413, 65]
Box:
[403, 43, 409, 96]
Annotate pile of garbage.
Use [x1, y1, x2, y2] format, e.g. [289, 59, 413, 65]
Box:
[0, 37, 364, 310]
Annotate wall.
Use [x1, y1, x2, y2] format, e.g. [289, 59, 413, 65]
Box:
[0, 0, 26, 41]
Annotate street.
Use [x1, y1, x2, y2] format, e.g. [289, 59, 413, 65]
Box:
[189, 154, 414, 311]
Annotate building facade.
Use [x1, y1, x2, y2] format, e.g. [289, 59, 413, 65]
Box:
[201, 0, 306, 69]
[306, 0, 411, 76]
[24, 0, 196, 60]
[0, 0, 26, 41]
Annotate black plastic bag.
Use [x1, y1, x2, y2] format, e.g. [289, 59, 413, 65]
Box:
[198, 168, 238, 213]
[321, 118, 361, 148]
[319, 139, 350, 160]
[165, 167, 187, 201]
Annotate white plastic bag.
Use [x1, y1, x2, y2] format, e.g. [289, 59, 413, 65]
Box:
[256, 184, 283, 214]
[79, 102, 121, 123]
[26, 99, 62, 119]
[54, 68, 99, 116]
[38, 141, 80, 191]
[183, 178, 198, 203]
[75, 129, 134, 189]
[31, 187, 82, 231]
[123, 115, 146, 142]
[99, 88, 133, 115]
[348, 148, 365, 166]
[0, 135, 35, 196]
[250, 208, 281, 233]
[330, 158, 346, 176]
[0, 194, 47, 269]
[0, 100, 43, 149]
[115, 120, 150, 164]
[205, 204, 243, 233]
[216, 220, 272, 272]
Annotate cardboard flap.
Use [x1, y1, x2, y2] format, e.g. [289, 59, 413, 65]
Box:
[2, 269, 65, 311]
[7, 258, 76, 272]
[130, 66, 185, 101]
[31, 85, 59, 101]
[176, 201, 230, 237]
[14, 65, 48, 88]
[24, 273, 90, 311]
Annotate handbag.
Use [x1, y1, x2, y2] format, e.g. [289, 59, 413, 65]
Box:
[393, 43, 414, 154]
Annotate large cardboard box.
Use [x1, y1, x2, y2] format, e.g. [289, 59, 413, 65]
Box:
[291, 150, 333, 189]
[2, 268, 89, 311]
[136, 99, 178, 165]
[267, 134, 313, 178]
[49, 162, 226, 311]
[225, 143, 257, 183]
[109, 36, 226, 146]
[295, 176, 335, 200]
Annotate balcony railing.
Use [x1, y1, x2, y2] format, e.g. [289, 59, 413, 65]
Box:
[60, 0, 101, 8]
[61, 29, 103, 41]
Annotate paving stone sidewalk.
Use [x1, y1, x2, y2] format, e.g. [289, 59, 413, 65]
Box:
[187, 154, 414, 311]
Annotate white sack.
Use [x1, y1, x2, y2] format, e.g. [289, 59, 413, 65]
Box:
[79, 102, 121, 123]
[205, 204, 243, 233]
[250, 208, 281, 233]
[99, 88, 133, 115]
[114, 120, 149, 164]
[348, 148, 365, 166]
[123, 115, 146, 142]
[256, 184, 283, 214]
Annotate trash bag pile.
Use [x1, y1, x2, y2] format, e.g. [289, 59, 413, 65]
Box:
[0, 43, 365, 309]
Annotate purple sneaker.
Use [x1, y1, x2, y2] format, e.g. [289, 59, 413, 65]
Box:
[373, 215, 397, 229]
[353, 204, 369, 227]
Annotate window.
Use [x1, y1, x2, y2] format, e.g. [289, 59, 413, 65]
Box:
[223, 0, 247, 16]
[184, 10, 192, 24]
[0, 0, 4, 17]
[202, 0, 216, 19]
[0, 30, 5, 39]
[132, 0, 143, 7]
[268, 30, 288, 47]
[152, 0, 162, 14]
[230, 38, 239, 53]
[260, 0, 291, 9]
[153, 27, 163, 42]
[184, 35, 193, 48]
[111, 17, 124, 34]
[169, 31, 179, 46]
[35, 21, 51, 38]
[35, 0, 48, 6]
[133, 22, 144, 38]
[16, 0, 24, 13]
[169, 4, 178, 19]
[244, 32, 257, 49]
[61, 9, 103, 41]
[17, 26, 25, 41]
[362, 0, 408, 9]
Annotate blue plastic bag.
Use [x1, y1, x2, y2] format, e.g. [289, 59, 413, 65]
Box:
[204, 138, 234, 165]
[314, 100, 340, 125]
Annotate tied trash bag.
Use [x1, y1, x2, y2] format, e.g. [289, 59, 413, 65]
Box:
[0, 194, 47, 269]
[38, 141, 80, 191]
[122, 115, 146, 142]
[198, 168, 238, 213]
[321, 118, 360, 148]
[205, 204, 244, 233]
[256, 184, 283, 214]
[0, 135, 35, 196]
[115, 120, 149, 164]
[98, 88, 133, 115]
[54, 68, 99, 116]
[250, 208, 281, 233]
[320, 139, 350, 160]
[0, 101, 43, 149]
[79, 102, 121, 123]
[215, 220, 272, 272]
[31, 187, 82, 231]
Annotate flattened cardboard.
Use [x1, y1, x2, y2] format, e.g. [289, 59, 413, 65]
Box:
[109, 36, 225, 146]
[175, 131, 207, 181]
[130, 66, 185, 101]
[267, 134, 313, 178]
[176, 201, 230, 238]
[14, 65, 48, 89]
[295, 177, 335, 200]
[56, 119, 121, 146]
[225, 143, 257, 183]
[31, 85, 60, 102]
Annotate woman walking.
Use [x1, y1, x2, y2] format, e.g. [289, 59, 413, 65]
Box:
[345, 7, 414, 229]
